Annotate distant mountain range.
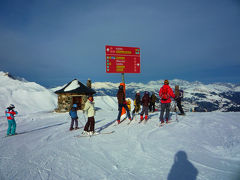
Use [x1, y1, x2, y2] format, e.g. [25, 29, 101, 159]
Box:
[2, 71, 239, 112]
[92, 80, 240, 112]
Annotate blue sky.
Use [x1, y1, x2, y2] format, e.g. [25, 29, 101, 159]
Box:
[0, 0, 239, 87]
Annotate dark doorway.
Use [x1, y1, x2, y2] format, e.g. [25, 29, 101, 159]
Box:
[72, 96, 82, 110]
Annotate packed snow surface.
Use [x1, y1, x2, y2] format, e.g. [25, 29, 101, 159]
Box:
[0, 72, 240, 180]
[0, 95, 240, 180]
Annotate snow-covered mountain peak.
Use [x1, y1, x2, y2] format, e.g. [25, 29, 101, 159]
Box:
[0, 71, 27, 82]
[0, 71, 57, 114]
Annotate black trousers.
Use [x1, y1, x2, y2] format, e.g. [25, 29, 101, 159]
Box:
[149, 102, 155, 112]
[84, 116, 95, 132]
[70, 118, 78, 128]
[176, 99, 184, 114]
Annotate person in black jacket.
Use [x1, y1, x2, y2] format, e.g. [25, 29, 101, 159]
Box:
[149, 92, 157, 112]
[175, 85, 185, 115]
[132, 91, 141, 115]
[116, 85, 131, 124]
[140, 91, 150, 121]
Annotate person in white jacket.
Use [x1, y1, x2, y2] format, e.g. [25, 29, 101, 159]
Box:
[82, 95, 95, 135]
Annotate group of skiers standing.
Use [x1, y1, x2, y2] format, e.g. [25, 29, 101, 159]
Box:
[69, 95, 96, 136]
[4, 80, 184, 136]
[69, 79, 185, 135]
[116, 79, 185, 124]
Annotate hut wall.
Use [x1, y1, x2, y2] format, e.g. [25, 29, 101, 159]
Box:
[55, 94, 73, 112]
[55, 93, 88, 112]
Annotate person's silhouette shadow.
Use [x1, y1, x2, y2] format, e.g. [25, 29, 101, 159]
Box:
[168, 151, 198, 180]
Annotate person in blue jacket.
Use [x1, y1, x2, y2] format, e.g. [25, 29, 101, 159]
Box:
[69, 104, 79, 131]
[5, 104, 18, 136]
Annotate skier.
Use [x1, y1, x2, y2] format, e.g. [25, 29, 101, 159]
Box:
[140, 91, 150, 121]
[175, 85, 185, 115]
[69, 104, 79, 131]
[82, 95, 96, 135]
[126, 98, 131, 112]
[5, 104, 18, 136]
[149, 92, 157, 112]
[116, 85, 131, 124]
[159, 80, 175, 124]
[132, 91, 141, 115]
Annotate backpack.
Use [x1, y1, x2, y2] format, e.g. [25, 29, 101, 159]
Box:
[179, 90, 184, 98]
[161, 87, 170, 101]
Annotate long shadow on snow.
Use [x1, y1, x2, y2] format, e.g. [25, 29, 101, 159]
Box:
[16, 122, 68, 135]
[167, 151, 198, 180]
[95, 119, 116, 132]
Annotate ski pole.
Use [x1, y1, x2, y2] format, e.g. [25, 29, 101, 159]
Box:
[175, 101, 179, 122]
[78, 118, 84, 127]
[82, 111, 87, 123]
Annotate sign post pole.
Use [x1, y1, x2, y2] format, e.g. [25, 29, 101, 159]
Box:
[105, 45, 140, 121]
[121, 73, 125, 83]
[120, 73, 126, 116]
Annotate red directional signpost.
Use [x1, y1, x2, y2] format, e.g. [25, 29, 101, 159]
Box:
[105, 45, 141, 120]
[105, 45, 140, 74]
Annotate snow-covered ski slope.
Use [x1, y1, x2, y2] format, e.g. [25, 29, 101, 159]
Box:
[0, 72, 240, 180]
[0, 95, 240, 180]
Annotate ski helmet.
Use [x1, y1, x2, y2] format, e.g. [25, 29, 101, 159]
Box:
[9, 104, 15, 109]
[73, 104, 77, 108]
[164, 80, 169, 85]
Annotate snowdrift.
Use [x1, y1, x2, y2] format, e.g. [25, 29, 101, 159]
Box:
[0, 71, 57, 115]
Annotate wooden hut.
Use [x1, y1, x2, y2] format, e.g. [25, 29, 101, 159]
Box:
[55, 79, 96, 112]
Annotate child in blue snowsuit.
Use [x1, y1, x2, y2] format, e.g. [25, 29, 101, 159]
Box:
[69, 104, 79, 131]
[5, 104, 18, 136]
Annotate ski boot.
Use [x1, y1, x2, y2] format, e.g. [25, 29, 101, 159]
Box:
[82, 131, 89, 135]
[166, 118, 169, 123]
[145, 115, 148, 120]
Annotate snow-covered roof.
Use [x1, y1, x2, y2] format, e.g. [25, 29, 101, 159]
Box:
[64, 80, 80, 92]
[55, 79, 96, 94]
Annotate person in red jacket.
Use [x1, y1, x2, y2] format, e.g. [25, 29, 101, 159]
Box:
[5, 104, 18, 136]
[159, 80, 175, 124]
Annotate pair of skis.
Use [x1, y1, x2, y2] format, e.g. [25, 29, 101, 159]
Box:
[74, 130, 115, 138]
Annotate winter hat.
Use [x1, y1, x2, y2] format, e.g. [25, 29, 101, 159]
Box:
[119, 85, 124, 90]
[88, 95, 94, 101]
[144, 91, 149, 95]
[73, 104, 77, 108]
[9, 104, 15, 109]
[164, 80, 169, 85]
[88, 95, 93, 99]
